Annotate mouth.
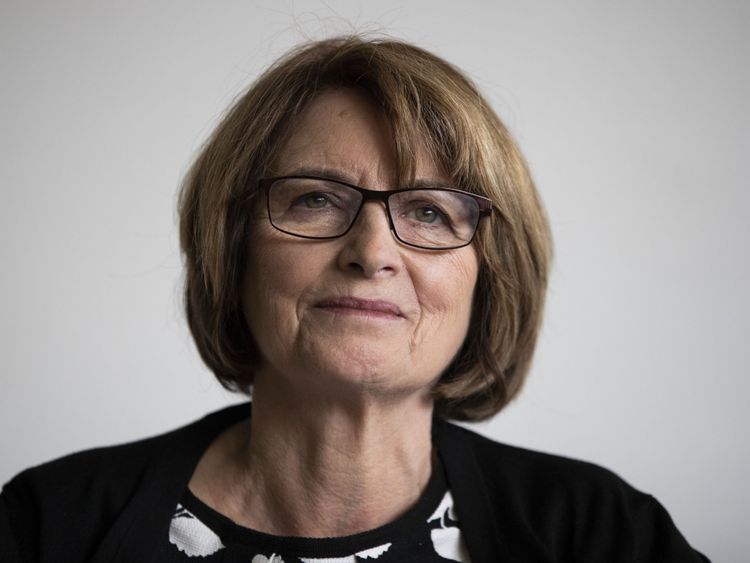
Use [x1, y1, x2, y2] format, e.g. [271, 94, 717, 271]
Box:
[315, 296, 404, 319]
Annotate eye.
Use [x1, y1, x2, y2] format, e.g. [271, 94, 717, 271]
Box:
[294, 192, 331, 209]
[407, 204, 450, 226]
[413, 206, 441, 223]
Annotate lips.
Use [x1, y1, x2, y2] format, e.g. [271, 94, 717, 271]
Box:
[315, 296, 404, 318]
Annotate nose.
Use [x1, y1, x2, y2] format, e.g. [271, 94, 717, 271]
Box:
[336, 201, 402, 278]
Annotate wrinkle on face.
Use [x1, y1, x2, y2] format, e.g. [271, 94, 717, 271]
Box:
[406, 248, 478, 360]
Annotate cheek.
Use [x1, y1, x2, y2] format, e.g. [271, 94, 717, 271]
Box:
[242, 235, 322, 358]
[416, 250, 477, 315]
[243, 225, 340, 364]
[409, 249, 479, 345]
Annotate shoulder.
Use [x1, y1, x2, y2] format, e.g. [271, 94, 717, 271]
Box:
[3, 406, 216, 503]
[3, 402, 249, 492]
[435, 420, 709, 562]
[0, 403, 249, 562]
[436, 418, 630, 495]
[8, 430, 167, 495]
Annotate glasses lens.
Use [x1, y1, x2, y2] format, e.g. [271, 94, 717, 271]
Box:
[268, 177, 362, 238]
[388, 189, 480, 249]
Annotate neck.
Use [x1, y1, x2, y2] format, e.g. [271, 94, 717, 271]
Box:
[192, 375, 436, 537]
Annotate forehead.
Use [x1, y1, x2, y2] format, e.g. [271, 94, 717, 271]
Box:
[272, 89, 446, 188]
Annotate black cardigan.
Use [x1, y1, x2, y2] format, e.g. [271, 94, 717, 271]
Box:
[0, 403, 709, 562]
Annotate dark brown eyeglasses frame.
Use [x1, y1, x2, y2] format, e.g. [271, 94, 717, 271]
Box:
[259, 175, 493, 250]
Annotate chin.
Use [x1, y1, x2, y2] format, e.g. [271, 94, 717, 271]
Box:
[303, 354, 438, 401]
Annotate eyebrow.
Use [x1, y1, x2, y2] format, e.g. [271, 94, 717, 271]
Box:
[283, 166, 357, 185]
[280, 166, 454, 190]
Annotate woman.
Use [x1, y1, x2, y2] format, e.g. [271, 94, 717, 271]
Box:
[0, 36, 708, 562]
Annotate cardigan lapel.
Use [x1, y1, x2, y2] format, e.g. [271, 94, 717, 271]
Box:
[435, 419, 507, 562]
[91, 403, 251, 563]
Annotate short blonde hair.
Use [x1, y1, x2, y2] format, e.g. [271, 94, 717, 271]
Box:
[179, 36, 552, 421]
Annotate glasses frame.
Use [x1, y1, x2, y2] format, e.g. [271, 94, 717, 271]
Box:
[259, 175, 493, 250]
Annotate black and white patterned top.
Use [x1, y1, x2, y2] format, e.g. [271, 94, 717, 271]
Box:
[155, 460, 469, 562]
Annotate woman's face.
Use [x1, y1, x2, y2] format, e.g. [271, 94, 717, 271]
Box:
[243, 89, 479, 400]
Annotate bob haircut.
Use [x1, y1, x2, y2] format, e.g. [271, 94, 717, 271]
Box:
[179, 36, 552, 422]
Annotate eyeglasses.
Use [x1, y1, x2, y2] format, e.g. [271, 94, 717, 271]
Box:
[259, 176, 493, 250]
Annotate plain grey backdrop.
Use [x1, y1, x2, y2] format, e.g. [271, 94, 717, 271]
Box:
[2, 1, 747, 560]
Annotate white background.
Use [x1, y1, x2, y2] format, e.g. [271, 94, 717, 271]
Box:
[1, 2, 747, 560]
